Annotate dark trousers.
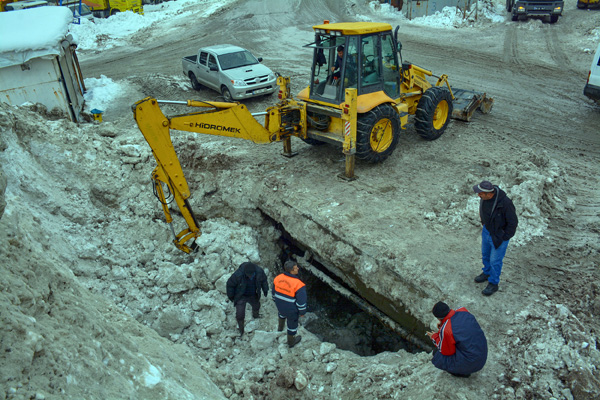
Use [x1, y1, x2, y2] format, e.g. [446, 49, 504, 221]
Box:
[278, 312, 299, 335]
[235, 295, 260, 321]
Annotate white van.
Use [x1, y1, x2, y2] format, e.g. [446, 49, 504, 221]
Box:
[584, 42, 600, 104]
[5, 0, 49, 11]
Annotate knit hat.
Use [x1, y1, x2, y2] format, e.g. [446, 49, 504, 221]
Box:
[241, 262, 256, 277]
[473, 181, 494, 193]
[432, 301, 450, 319]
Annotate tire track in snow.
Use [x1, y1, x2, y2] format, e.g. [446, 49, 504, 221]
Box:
[545, 27, 571, 69]
[502, 26, 520, 66]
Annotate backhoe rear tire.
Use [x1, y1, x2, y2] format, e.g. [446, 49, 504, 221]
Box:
[356, 104, 400, 163]
[415, 86, 453, 141]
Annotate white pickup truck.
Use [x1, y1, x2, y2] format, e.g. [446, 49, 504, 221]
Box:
[182, 44, 277, 102]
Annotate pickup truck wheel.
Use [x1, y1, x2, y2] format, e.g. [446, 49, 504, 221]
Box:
[511, 12, 518, 21]
[415, 86, 453, 141]
[356, 104, 400, 163]
[189, 73, 202, 90]
[221, 86, 233, 102]
[550, 15, 559, 23]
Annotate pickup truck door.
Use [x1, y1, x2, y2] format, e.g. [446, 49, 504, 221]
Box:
[204, 54, 221, 90]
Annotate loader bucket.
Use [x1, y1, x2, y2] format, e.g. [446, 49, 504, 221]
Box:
[451, 88, 494, 122]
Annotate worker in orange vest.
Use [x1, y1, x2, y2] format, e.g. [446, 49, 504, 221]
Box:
[272, 260, 307, 348]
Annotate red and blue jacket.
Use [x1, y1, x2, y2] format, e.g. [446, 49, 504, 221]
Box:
[431, 307, 488, 375]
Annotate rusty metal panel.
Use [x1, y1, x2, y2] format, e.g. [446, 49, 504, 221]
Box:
[0, 57, 72, 119]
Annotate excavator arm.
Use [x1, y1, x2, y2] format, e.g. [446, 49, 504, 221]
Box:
[132, 97, 281, 253]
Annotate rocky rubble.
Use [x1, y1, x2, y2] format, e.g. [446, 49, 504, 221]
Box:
[1, 100, 599, 399]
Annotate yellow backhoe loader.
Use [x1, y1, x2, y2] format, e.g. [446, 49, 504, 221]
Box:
[133, 21, 493, 253]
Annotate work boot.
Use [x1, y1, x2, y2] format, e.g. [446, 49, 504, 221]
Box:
[252, 310, 260, 319]
[450, 372, 471, 378]
[287, 334, 302, 348]
[482, 283, 499, 296]
[237, 319, 244, 336]
[277, 318, 286, 332]
[474, 273, 490, 283]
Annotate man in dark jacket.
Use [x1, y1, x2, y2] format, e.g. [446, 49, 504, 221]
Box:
[272, 260, 307, 348]
[473, 180, 518, 296]
[426, 301, 487, 377]
[226, 262, 269, 336]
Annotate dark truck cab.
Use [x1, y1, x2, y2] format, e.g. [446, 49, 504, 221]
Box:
[506, 0, 564, 23]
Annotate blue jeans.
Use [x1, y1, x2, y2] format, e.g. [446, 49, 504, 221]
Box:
[481, 226, 509, 285]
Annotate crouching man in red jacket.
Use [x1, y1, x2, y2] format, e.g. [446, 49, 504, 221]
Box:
[426, 301, 488, 377]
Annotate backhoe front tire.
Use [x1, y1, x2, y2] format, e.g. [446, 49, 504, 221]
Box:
[189, 73, 202, 90]
[356, 104, 401, 163]
[415, 86, 453, 141]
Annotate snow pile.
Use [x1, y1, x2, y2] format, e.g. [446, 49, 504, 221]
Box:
[69, 0, 237, 51]
[0, 6, 73, 67]
[423, 149, 567, 246]
[494, 298, 600, 399]
[360, 0, 507, 27]
[83, 74, 130, 114]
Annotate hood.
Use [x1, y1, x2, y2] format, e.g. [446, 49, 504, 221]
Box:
[223, 63, 273, 81]
[494, 186, 507, 203]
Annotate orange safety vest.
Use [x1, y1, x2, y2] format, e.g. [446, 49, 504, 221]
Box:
[273, 273, 305, 298]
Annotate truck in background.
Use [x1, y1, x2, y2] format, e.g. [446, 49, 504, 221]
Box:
[577, 0, 600, 8]
[584, 42, 600, 104]
[182, 44, 277, 102]
[84, 0, 142, 18]
[506, 0, 563, 23]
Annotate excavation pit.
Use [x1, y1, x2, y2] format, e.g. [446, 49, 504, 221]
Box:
[275, 232, 432, 356]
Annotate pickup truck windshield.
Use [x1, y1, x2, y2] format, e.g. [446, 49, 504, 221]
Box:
[218, 51, 259, 70]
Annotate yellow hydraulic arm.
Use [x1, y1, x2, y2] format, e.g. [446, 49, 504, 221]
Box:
[132, 97, 280, 253]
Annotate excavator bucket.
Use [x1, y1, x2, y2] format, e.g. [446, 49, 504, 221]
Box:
[451, 89, 494, 122]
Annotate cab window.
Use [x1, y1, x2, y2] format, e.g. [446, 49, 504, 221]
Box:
[199, 52, 208, 66]
[360, 35, 381, 92]
[381, 34, 400, 98]
[208, 55, 218, 70]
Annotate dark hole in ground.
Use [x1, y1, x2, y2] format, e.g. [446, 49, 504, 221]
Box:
[301, 269, 421, 356]
[271, 225, 426, 357]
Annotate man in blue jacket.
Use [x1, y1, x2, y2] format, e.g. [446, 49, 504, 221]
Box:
[272, 260, 307, 348]
[426, 302, 487, 377]
[473, 180, 519, 296]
